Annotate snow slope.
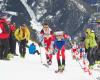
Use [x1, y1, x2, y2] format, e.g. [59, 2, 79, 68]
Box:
[0, 43, 100, 80]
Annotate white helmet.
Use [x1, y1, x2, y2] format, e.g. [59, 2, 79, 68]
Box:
[91, 30, 94, 33]
[54, 31, 64, 35]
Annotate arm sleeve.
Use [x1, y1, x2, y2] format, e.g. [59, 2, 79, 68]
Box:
[14, 29, 20, 41]
[50, 41, 54, 49]
[38, 33, 44, 42]
[26, 28, 30, 41]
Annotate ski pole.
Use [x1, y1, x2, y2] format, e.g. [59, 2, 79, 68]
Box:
[39, 46, 43, 63]
[39, 45, 49, 68]
[39, 53, 43, 63]
[73, 53, 96, 80]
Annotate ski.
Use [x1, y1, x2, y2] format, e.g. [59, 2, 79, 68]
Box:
[93, 69, 100, 72]
[55, 70, 60, 73]
[43, 63, 49, 68]
[55, 69, 64, 73]
[55, 71, 64, 74]
[92, 64, 100, 72]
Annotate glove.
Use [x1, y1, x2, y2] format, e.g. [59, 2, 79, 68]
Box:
[26, 40, 28, 43]
[53, 48, 58, 54]
[38, 42, 42, 47]
[52, 51, 55, 55]
[43, 43, 47, 47]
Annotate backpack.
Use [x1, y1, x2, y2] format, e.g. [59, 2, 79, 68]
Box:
[2, 22, 10, 33]
[29, 43, 36, 55]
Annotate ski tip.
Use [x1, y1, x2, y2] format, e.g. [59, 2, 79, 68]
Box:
[55, 70, 64, 74]
[43, 64, 49, 68]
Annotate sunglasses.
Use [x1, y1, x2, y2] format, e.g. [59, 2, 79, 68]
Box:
[56, 35, 63, 36]
[44, 27, 48, 28]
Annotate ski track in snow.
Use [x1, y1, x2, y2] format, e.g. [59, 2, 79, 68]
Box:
[0, 43, 100, 80]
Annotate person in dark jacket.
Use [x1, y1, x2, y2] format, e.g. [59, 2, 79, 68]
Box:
[9, 22, 18, 56]
[14, 24, 30, 58]
[95, 41, 100, 64]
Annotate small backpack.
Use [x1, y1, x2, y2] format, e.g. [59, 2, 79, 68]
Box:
[29, 43, 36, 55]
[2, 22, 10, 33]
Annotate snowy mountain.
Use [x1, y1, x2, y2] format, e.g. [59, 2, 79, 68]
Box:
[0, 1, 100, 80]
[26, 0, 98, 36]
[0, 0, 100, 36]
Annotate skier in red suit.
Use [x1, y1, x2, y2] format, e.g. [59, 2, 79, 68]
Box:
[38, 23, 55, 65]
[0, 16, 11, 60]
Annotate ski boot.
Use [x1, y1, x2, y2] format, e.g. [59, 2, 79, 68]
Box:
[20, 55, 25, 58]
[89, 65, 94, 70]
[7, 53, 14, 60]
[47, 59, 52, 65]
[14, 53, 18, 56]
[73, 55, 76, 60]
[87, 69, 92, 75]
[60, 65, 65, 73]
[83, 67, 88, 72]
[55, 66, 62, 73]
[79, 54, 83, 60]
[83, 60, 86, 65]
[20, 53, 25, 58]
